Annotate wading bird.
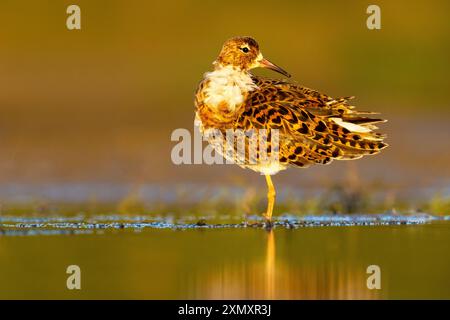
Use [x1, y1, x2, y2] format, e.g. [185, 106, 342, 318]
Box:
[194, 36, 387, 225]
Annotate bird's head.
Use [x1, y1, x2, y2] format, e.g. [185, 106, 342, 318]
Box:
[214, 36, 291, 78]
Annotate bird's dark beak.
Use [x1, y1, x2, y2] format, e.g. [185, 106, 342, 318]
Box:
[259, 58, 291, 78]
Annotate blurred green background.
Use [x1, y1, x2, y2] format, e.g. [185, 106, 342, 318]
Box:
[0, 0, 449, 205]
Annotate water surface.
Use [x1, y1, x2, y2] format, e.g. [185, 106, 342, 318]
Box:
[1, 215, 449, 299]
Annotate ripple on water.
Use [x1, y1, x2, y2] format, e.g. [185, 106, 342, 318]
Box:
[0, 213, 445, 236]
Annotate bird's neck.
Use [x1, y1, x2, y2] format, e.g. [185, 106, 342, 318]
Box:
[202, 64, 257, 113]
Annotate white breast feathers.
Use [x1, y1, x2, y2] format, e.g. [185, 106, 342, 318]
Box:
[202, 65, 258, 112]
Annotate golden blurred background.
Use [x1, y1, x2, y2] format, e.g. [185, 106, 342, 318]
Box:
[0, 0, 449, 203]
[1, 1, 450, 300]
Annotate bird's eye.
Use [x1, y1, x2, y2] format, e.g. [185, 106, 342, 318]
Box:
[241, 47, 249, 53]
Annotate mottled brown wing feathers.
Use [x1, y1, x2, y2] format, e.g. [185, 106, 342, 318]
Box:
[234, 76, 388, 168]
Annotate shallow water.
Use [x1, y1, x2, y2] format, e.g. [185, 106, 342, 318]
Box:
[0, 214, 449, 299]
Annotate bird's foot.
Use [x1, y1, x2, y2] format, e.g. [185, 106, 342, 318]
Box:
[264, 220, 274, 230]
[262, 213, 274, 230]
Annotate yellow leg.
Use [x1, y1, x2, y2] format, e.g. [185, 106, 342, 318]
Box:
[264, 174, 276, 223]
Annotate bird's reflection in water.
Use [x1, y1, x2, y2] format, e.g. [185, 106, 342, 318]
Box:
[265, 230, 275, 299]
[191, 230, 381, 299]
